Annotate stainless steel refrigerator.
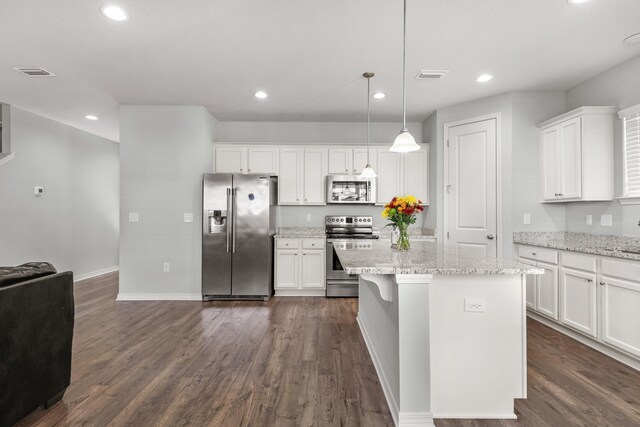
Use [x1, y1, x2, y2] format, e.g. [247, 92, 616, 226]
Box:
[202, 174, 277, 301]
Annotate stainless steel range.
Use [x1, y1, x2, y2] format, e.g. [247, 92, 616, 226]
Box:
[325, 215, 378, 297]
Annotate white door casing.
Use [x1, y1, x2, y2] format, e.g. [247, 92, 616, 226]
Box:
[445, 117, 498, 259]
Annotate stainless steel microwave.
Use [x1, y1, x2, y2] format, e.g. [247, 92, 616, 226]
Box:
[326, 175, 376, 204]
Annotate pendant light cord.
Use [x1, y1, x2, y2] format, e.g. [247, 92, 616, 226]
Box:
[402, 0, 407, 131]
[367, 75, 371, 164]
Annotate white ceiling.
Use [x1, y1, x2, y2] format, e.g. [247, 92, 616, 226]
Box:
[1, 0, 640, 142]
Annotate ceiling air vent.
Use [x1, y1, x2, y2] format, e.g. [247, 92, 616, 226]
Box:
[416, 70, 448, 80]
[12, 67, 56, 77]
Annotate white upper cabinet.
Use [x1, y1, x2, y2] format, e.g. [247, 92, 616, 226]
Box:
[328, 148, 353, 174]
[376, 149, 402, 205]
[278, 148, 303, 205]
[303, 148, 328, 204]
[538, 106, 616, 202]
[247, 147, 279, 174]
[353, 148, 378, 175]
[214, 146, 247, 173]
[214, 145, 279, 175]
[404, 149, 429, 205]
[376, 145, 429, 206]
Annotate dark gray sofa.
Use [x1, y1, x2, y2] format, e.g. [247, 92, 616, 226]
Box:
[0, 264, 74, 427]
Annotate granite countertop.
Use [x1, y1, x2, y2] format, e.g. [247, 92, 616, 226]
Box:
[274, 227, 326, 238]
[513, 232, 640, 261]
[333, 239, 543, 275]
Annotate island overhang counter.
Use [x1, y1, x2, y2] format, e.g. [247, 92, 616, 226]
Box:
[333, 240, 544, 427]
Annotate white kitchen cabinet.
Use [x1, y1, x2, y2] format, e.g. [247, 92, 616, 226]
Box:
[404, 148, 429, 204]
[517, 246, 558, 320]
[275, 249, 299, 288]
[275, 238, 326, 295]
[303, 148, 328, 204]
[247, 147, 279, 174]
[214, 145, 278, 174]
[537, 106, 616, 202]
[600, 276, 640, 358]
[301, 250, 326, 288]
[559, 267, 597, 337]
[214, 146, 247, 173]
[328, 148, 353, 174]
[537, 262, 559, 321]
[518, 258, 537, 310]
[376, 149, 402, 205]
[353, 148, 378, 175]
[376, 146, 429, 206]
[278, 148, 303, 204]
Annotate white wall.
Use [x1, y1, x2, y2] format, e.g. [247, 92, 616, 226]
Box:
[118, 106, 217, 298]
[564, 55, 640, 236]
[422, 112, 438, 231]
[218, 121, 422, 144]
[0, 106, 119, 276]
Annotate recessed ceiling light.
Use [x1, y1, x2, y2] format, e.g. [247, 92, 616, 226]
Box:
[567, 0, 589, 4]
[373, 92, 386, 99]
[476, 74, 493, 83]
[623, 32, 640, 45]
[254, 91, 268, 99]
[85, 115, 99, 120]
[100, 5, 128, 21]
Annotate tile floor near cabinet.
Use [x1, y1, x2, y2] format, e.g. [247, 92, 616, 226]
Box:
[18, 272, 640, 427]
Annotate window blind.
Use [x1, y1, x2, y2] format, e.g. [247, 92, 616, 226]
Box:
[624, 113, 640, 197]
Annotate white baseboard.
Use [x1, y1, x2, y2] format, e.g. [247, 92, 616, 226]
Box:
[528, 312, 640, 372]
[274, 289, 325, 297]
[357, 313, 400, 425]
[74, 266, 119, 282]
[434, 413, 516, 419]
[116, 293, 202, 301]
[0, 152, 16, 166]
[398, 412, 437, 426]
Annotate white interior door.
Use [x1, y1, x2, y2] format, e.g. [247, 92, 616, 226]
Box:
[446, 118, 497, 258]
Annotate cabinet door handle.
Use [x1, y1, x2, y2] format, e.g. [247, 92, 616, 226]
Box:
[240, 168, 243, 171]
[532, 252, 537, 256]
[600, 281, 605, 286]
[248, 168, 251, 172]
[587, 279, 593, 283]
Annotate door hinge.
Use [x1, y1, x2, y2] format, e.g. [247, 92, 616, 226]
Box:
[447, 232, 450, 239]
[446, 139, 450, 147]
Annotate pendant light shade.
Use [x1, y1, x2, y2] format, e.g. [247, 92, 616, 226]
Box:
[360, 72, 377, 178]
[389, 0, 420, 153]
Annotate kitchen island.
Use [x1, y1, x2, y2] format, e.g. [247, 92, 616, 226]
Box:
[334, 240, 543, 427]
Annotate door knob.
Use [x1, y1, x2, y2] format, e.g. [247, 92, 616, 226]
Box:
[487, 234, 495, 240]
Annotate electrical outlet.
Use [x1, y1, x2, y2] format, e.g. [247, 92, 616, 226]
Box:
[586, 215, 592, 225]
[184, 213, 193, 223]
[464, 298, 486, 312]
[34, 186, 44, 198]
[601, 214, 613, 227]
[129, 212, 139, 222]
[163, 262, 170, 272]
[306, 213, 312, 222]
[523, 213, 531, 225]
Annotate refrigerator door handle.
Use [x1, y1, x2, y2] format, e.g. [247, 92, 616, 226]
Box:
[226, 188, 232, 253]
[232, 188, 238, 253]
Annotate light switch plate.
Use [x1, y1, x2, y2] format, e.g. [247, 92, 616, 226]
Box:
[129, 212, 139, 222]
[523, 213, 531, 225]
[163, 262, 170, 272]
[586, 215, 592, 225]
[601, 214, 613, 227]
[184, 213, 193, 223]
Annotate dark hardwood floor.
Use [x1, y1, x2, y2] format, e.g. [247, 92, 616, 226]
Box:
[17, 272, 640, 427]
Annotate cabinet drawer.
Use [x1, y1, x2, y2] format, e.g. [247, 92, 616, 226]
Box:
[276, 239, 300, 249]
[560, 252, 597, 273]
[517, 246, 558, 264]
[601, 257, 640, 283]
[302, 238, 325, 249]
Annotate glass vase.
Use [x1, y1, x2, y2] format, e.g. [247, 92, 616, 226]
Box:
[391, 226, 399, 248]
[396, 222, 411, 251]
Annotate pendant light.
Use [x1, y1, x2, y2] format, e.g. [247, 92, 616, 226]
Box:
[389, 0, 420, 153]
[361, 72, 377, 178]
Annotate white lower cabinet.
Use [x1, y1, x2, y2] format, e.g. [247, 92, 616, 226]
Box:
[518, 244, 640, 365]
[275, 238, 325, 295]
[559, 267, 597, 337]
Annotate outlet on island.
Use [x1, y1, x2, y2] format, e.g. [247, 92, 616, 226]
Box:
[464, 298, 486, 312]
